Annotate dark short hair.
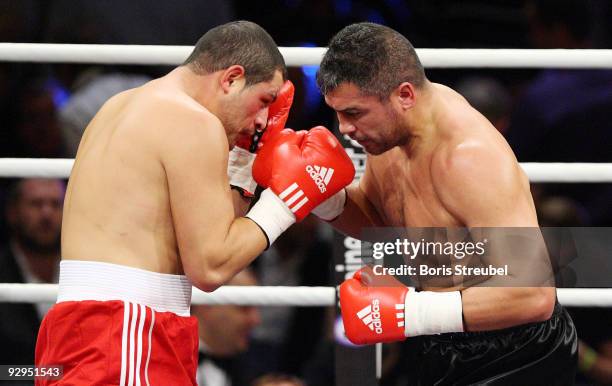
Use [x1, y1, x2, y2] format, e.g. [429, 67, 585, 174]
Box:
[184, 21, 287, 86]
[317, 22, 425, 99]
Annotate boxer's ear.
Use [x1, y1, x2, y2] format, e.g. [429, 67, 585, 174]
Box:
[220, 65, 245, 93]
[395, 82, 416, 110]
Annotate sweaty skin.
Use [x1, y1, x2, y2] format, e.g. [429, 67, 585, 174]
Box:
[325, 81, 555, 331]
[62, 66, 283, 290]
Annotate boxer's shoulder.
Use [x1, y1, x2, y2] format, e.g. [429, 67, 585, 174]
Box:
[432, 134, 512, 180]
[430, 138, 534, 227]
[128, 90, 228, 154]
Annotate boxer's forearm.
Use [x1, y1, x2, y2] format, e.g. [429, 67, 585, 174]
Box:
[461, 287, 555, 331]
[186, 217, 267, 292]
[327, 183, 384, 239]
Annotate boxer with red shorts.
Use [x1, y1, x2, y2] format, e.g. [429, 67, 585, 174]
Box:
[37, 261, 197, 385]
[35, 21, 355, 385]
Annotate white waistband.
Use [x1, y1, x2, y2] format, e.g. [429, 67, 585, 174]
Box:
[57, 260, 192, 316]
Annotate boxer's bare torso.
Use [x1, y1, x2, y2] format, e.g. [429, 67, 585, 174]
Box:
[361, 84, 538, 288]
[62, 77, 202, 274]
[366, 84, 534, 227]
[327, 82, 554, 329]
[62, 65, 283, 283]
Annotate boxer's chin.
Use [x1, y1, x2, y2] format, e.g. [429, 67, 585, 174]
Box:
[361, 141, 385, 155]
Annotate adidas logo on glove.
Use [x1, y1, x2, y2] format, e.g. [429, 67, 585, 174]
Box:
[277, 165, 336, 214]
[356, 299, 405, 335]
[357, 299, 383, 334]
[306, 165, 334, 193]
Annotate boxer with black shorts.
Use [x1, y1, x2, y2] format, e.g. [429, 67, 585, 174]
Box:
[314, 22, 577, 385]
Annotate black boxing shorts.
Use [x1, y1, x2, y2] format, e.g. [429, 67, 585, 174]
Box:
[411, 302, 577, 385]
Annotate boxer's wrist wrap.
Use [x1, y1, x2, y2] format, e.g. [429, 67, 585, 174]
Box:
[246, 188, 295, 248]
[311, 188, 347, 221]
[228, 146, 257, 197]
[404, 290, 464, 337]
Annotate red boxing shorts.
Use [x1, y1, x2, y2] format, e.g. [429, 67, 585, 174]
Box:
[35, 260, 198, 385]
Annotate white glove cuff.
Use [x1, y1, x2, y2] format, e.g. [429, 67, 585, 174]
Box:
[245, 188, 296, 247]
[227, 147, 257, 196]
[404, 290, 464, 337]
[311, 188, 347, 221]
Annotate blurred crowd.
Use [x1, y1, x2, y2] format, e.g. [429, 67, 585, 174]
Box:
[0, 0, 610, 385]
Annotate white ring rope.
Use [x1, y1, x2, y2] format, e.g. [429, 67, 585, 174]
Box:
[1, 44, 612, 68]
[0, 44, 326, 67]
[1, 159, 611, 183]
[0, 284, 608, 307]
[0, 158, 74, 178]
[520, 163, 612, 183]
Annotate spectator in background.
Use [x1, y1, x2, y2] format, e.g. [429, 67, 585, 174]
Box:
[506, 0, 612, 225]
[0, 178, 64, 364]
[192, 268, 261, 386]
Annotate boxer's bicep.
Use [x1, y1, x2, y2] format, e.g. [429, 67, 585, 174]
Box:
[161, 117, 262, 290]
[161, 118, 231, 247]
[436, 147, 554, 329]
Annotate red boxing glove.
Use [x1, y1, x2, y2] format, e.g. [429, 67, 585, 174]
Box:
[252, 126, 355, 221]
[229, 80, 294, 197]
[235, 79, 295, 152]
[339, 268, 409, 345]
[260, 79, 294, 145]
[340, 267, 465, 345]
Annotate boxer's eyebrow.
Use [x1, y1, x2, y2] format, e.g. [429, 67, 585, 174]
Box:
[338, 107, 362, 115]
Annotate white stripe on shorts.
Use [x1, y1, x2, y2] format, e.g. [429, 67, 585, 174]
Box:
[120, 301, 129, 386]
[145, 309, 155, 386]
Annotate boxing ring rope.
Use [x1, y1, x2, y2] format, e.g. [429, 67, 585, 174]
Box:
[2, 44, 612, 68]
[0, 284, 610, 307]
[1, 158, 612, 182]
